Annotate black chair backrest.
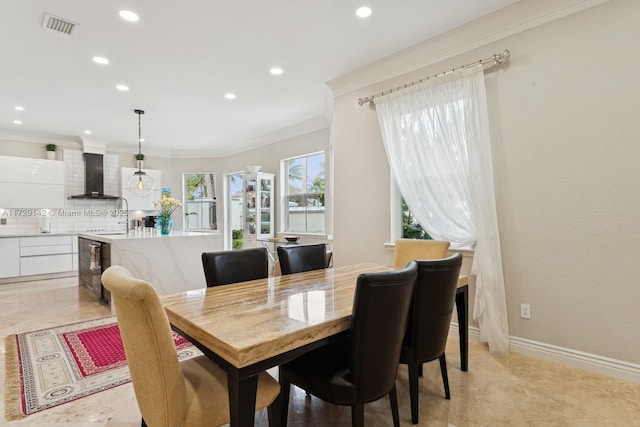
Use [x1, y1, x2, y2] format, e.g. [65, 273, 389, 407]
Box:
[201, 247, 269, 287]
[403, 253, 463, 362]
[277, 244, 327, 275]
[350, 261, 417, 402]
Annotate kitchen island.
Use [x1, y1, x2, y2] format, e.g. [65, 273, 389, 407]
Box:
[78, 231, 224, 297]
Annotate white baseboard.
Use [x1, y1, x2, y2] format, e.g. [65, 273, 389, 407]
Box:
[449, 323, 640, 384]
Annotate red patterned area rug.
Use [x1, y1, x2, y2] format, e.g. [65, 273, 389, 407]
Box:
[4, 316, 201, 420]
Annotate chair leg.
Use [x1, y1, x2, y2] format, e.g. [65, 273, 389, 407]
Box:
[278, 370, 292, 427]
[351, 403, 365, 427]
[456, 285, 469, 371]
[389, 384, 400, 427]
[418, 362, 423, 377]
[439, 353, 451, 400]
[267, 403, 277, 427]
[408, 362, 420, 424]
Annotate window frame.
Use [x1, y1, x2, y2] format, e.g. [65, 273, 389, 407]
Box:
[182, 172, 218, 231]
[280, 151, 326, 235]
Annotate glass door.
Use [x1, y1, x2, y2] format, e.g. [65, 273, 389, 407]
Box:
[225, 173, 245, 249]
[259, 177, 272, 236]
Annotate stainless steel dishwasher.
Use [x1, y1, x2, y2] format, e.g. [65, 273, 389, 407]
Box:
[78, 237, 111, 304]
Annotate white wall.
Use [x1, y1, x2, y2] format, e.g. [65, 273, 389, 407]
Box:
[330, 0, 640, 365]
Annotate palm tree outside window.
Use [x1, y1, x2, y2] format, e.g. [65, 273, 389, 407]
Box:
[183, 173, 217, 230]
[283, 152, 325, 233]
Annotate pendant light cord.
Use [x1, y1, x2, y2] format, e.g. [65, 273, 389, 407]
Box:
[134, 109, 145, 172]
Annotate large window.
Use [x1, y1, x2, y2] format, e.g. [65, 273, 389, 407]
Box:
[283, 152, 325, 233]
[402, 197, 432, 240]
[183, 173, 217, 231]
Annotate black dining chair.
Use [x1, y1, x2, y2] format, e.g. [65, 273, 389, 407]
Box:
[278, 262, 418, 427]
[277, 243, 327, 275]
[399, 252, 463, 424]
[201, 247, 269, 287]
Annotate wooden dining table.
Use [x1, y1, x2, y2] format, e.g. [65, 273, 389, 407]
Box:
[161, 263, 469, 427]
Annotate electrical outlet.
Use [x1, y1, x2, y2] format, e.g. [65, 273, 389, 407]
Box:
[520, 303, 531, 319]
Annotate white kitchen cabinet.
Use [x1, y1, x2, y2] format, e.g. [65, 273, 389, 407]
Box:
[72, 237, 78, 271]
[0, 238, 20, 278]
[0, 155, 65, 208]
[19, 235, 74, 276]
[20, 254, 72, 275]
[121, 167, 162, 210]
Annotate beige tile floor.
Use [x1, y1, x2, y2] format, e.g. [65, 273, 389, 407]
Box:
[2, 277, 639, 426]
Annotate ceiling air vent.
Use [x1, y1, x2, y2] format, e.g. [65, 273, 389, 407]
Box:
[41, 13, 77, 35]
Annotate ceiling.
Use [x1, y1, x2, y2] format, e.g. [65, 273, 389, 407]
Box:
[0, 0, 520, 156]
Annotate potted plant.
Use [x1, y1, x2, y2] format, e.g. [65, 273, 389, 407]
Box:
[45, 144, 57, 160]
[135, 153, 145, 168]
[232, 229, 243, 250]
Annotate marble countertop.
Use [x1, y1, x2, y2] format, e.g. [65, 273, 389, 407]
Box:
[78, 230, 222, 243]
[0, 232, 79, 238]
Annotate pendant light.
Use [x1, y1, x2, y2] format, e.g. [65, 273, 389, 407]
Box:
[127, 109, 154, 196]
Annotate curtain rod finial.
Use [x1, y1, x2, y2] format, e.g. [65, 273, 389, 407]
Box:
[496, 50, 511, 64]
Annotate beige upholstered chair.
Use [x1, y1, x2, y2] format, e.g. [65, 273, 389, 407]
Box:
[393, 239, 450, 268]
[102, 265, 280, 427]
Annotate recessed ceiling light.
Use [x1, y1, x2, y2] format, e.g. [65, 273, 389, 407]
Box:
[13, 120, 22, 125]
[116, 84, 130, 91]
[224, 93, 236, 100]
[355, 6, 372, 18]
[84, 130, 92, 135]
[15, 105, 24, 111]
[119, 10, 139, 22]
[270, 67, 283, 76]
[92, 56, 109, 65]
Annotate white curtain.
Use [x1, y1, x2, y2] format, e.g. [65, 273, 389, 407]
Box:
[375, 65, 509, 355]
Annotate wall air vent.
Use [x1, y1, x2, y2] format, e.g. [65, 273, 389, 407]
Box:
[41, 13, 77, 35]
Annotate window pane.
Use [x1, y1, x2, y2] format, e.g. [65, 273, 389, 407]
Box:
[401, 197, 431, 240]
[228, 173, 244, 232]
[184, 173, 217, 230]
[284, 153, 325, 233]
[288, 158, 304, 194]
[306, 153, 325, 193]
[185, 173, 215, 201]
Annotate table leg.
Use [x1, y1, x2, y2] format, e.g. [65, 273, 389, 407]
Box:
[228, 374, 259, 427]
[455, 285, 469, 372]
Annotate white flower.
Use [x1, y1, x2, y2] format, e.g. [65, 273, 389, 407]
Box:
[153, 197, 182, 218]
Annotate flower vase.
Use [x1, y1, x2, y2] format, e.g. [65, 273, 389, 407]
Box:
[157, 216, 173, 235]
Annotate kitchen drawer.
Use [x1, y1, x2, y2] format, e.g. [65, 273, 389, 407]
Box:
[0, 238, 20, 278]
[20, 244, 73, 256]
[20, 254, 73, 276]
[20, 235, 73, 247]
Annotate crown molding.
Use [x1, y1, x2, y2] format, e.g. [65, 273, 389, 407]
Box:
[170, 115, 330, 159]
[0, 127, 173, 158]
[327, 0, 612, 97]
[0, 127, 81, 147]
